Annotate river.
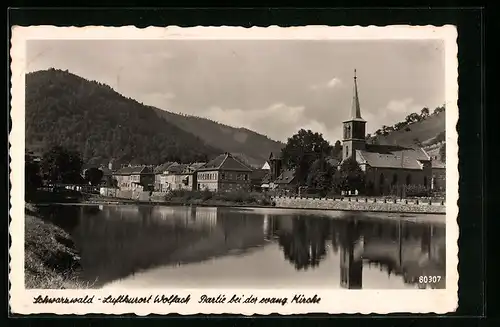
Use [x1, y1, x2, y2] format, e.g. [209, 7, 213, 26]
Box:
[38, 204, 446, 289]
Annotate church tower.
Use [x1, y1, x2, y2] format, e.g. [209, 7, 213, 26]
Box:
[342, 69, 366, 161]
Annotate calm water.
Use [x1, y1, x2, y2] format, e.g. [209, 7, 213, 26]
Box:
[39, 204, 446, 289]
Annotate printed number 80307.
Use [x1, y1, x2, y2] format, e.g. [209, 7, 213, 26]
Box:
[418, 276, 442, 284]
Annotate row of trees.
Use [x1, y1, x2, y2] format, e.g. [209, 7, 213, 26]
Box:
[25, 146, 115, 198]
[280, 129, 364, 197]
[368, 105, 445, 138]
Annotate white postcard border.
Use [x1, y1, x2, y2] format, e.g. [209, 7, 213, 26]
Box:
[9, 25, 459, 315]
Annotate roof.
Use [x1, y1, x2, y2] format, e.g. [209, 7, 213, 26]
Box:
[197, 153, 252, 172]
[269, 151, 282, 160]
[274, 169, 297, 185]
[261, 161, 271, 170]
[100, 167, 112, 176]
[250, 169, 269, 182]
[154, 162, 177, 174]
[261, 172, 272, 184]
[167, 163, 189, 174]
[344, 70, 366, 122]
[431, 160, 446, 169]
[356, 144, 430, 170]
[187, 162, 207, 172]
[113, 165, 152, 175]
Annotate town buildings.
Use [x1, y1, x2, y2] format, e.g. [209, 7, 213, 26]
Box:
[196, 152, 252, 192]
[112, 165, 154, 191]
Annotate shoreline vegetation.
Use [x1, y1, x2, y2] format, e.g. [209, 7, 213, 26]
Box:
[24, 204, 92, 289]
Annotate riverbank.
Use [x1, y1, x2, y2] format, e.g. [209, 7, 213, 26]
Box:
[24, 205, 88, 289]
[83, 193, 446, 215]
[272, 196, 446, 214]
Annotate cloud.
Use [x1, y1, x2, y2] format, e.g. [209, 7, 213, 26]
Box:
[364, 98, 425, 134]
[310, 77, 342, 91]
[197, 103, 343, 143]
[327, 77, 342, 88]
[387, 98, 415, 113]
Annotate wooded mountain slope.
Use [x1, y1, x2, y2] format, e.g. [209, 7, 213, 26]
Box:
[371, 111, 445, 147]
[153, 109, 284, 167]
[25, 69, 221, 165]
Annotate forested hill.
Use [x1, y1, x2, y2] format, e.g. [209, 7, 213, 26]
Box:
[25, 69, 222, 165]
[153, 108, 284, 167]
[369, 108, 445, 147]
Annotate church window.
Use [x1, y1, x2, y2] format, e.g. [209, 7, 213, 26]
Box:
[424, 176, 427, 188]
[406, 174, 412, 186]
[379, 173, 385, 186]
[392, 174, 398, 186]
[346, 146, 349, 158]
[347, 125, 351, 138]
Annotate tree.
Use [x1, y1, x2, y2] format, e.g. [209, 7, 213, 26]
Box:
[434, 105, 446, 115]
[104, 175, 118, 188]
[335, 157, 365, 194]
[84, 167, 104, 186]
[41, 146, 84, 184]
[421, 107, 430, 118]
[306, 158, 336, 196]
[405, 112, 422, 124]
[25, 152, 42, 196]
[439, 143, 446, 163]
[332, 140, 342, 158]
[281, 129, 333, 185]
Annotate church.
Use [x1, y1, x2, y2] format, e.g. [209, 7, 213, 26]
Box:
[342, 70, 433, 196]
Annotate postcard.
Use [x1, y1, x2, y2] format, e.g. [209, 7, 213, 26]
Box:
[10, 25, 458, 315]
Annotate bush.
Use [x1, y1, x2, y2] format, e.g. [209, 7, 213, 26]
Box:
[165, 189, 271, 206]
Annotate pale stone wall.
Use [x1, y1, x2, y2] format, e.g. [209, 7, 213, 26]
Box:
[272, 196, 446, 214]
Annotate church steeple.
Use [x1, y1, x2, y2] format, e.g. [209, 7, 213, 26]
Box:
[342, 69, 367, 161]
[351, 69, 364, 120]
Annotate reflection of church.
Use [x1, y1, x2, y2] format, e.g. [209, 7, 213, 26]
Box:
[337, 219, 445, 289]
[339, 220, 363, 289]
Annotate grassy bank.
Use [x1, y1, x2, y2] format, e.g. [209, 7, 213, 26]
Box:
[165, 189, 273, 207]
[24, 205, 89, 289]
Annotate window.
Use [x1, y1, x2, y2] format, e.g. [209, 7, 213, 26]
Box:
[406, 174, 412, 186]
[423, 176, 427, 188]
[346, 146, 349, 158]
[392, 174, 398, 186]
[244, 174, 248, 181]
[379, 173, 385, 186]
[221, 173, 225, 180]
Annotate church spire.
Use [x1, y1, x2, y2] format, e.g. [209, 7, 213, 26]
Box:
[351, 69, 363, 120]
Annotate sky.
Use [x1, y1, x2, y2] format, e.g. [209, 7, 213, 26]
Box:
[26, 39, 445, 144]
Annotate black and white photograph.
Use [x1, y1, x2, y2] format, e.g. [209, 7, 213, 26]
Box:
[10, 25, 458, 314]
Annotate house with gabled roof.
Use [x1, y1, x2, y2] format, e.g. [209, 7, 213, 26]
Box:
[153, 162, 177, 191]
[196, 152, 252, 192]
[112, 165, 155, 191]
[341, 70, 433, 195]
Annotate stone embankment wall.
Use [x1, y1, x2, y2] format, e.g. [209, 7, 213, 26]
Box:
[271, 196, 446, 214]
[100, 187, 152, 202]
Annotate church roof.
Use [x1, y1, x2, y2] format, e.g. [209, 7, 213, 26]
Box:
[345, 69, 366, 122]
[431, 159, 446, 169]
[197, 152, 253, 172]
[356, 144, 430, 170]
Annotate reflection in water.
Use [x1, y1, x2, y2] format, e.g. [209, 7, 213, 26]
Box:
[44, 205, 445, 289]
